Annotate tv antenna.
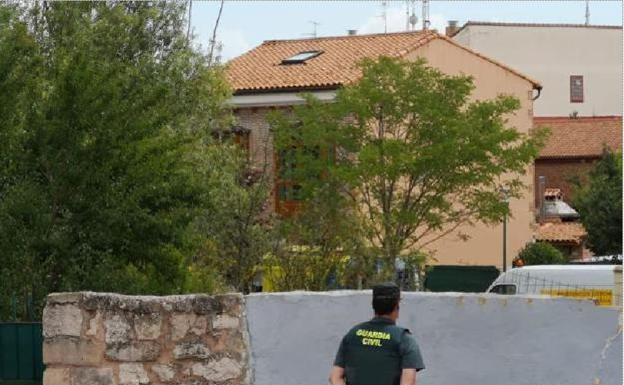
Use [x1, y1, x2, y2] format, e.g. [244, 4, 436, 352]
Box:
[422, 0, 430, 30]
[585, 0, 590, 25]
[303, 21, 320, 38]
[379, 1, 387, 33]
[409, 0, 418, 30]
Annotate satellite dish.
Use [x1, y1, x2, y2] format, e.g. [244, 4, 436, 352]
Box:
[409, 14, 418, 28]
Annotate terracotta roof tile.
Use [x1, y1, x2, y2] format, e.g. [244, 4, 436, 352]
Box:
[544, 188, 562, 199]
[536, 222, 587, 244]
[535, 116, 622, 159]
[225, 31, 540, 94]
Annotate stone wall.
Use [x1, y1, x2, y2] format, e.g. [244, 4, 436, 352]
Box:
[42, 292, 249, 385]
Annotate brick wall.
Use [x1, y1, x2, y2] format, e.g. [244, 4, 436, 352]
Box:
[42, 292, 250, 385]
[534, 157, 597, 207]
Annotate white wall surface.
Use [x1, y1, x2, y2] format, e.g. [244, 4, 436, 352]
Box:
[453, 25, 623, 117]
[246, 291, 622, 385]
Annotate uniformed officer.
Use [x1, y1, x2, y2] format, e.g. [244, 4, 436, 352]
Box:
[329, 282, 425, 385]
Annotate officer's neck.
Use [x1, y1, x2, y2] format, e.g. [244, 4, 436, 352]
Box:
[374, 313, 398, 322]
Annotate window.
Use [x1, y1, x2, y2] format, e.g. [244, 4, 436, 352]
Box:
[212, 125, 250, 154]
[281, 50, 323, 65]
[489, 284, 517, 295]
[275, 146, 304, 216]
[570, 75, 584, 103]
[275, 144, 331, 216]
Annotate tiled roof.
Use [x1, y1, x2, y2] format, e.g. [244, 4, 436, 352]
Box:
[536, 222, 587, 245]
[544, 188, 562, 199]
[226, 31, 540, 94]
[535, 116, 622, 159]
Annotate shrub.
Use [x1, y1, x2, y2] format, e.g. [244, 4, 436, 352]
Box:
[516, 242, 566, 266]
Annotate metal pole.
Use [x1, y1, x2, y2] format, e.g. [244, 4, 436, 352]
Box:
[503, 210, 507, 272]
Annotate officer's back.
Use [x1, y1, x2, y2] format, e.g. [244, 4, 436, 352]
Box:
[329, 283, 425, 385]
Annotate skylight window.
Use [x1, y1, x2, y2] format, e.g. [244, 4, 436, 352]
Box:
[281, 50, 323, 65]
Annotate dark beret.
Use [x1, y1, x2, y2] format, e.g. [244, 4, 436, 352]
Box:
[372, 282, 400, 300]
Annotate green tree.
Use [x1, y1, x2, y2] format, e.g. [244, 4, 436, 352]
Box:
[192, 142, 274, 293]
[270, 57, 545, 279]
[572, 149, 623, 256]
[515, 242, 567, 266]
[0, 2, 231, 319]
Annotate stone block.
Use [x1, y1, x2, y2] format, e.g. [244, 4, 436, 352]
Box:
[43, 367, 70, 385]
[191, 358, 242, 382]
[119, 363, 149, 385]
[47, 292, 82, 305]
[105, 313, 131, 344]
[151, 364, 176, 383]
[106, 341, 161, 362]
[173, 341, 211, 359]
[192, 295, 217, 314]
[134, 313, 162, 340]
[43, 304, 83, 338]
[70, 367, 114, 385]
[86, 312, 102, 337]
[43, 338, 102, 366]
[171, 313, 207, 340]
[212, 315, 239, 330]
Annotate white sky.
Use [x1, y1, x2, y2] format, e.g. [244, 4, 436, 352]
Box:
[190, 1, 623, 61]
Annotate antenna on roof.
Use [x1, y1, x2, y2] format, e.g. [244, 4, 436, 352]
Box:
[422, 0, 430, 30]
[409, 0, 418, 31]
[303, 21, 320, 38]
[380, 1, 387, 33]
[585, 0, 590, 26]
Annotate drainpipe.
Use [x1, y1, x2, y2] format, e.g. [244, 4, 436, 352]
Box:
[532, 86, 542, 101]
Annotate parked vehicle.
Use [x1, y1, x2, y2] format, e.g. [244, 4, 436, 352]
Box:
[486, 265, 619, 306]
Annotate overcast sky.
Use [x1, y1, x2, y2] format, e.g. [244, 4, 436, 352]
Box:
[190, 1, 622, 61]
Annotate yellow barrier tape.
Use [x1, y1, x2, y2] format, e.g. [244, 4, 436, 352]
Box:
[540, 288, 613, 306]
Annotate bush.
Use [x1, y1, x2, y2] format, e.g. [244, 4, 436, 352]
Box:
[515, 242, 566, 266]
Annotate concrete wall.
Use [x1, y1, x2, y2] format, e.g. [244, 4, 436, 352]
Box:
[42, 292, 250, 385]
[246, 291, 622, 385]
[453, 25, 623, 117]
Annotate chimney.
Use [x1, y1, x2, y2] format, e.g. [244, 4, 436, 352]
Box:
[347, 29, 357, 36]
[445, 20, 459, 37]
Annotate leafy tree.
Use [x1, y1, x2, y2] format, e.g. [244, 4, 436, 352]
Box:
[515, 242, 567, 265]
[572, 149, 623, 256]
[0, 2, 231, 319]
[270, 57, 545, 279]
[192, 142, 274, 293]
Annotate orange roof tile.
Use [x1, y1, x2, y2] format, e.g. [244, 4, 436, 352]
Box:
[536, 222, 587, 244]
[544, 188, 562, 199]
[226, 31, 540, 94]
[535, 116, 622, 159]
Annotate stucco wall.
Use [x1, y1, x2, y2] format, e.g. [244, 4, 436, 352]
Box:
[246, 291, 623, 385]
[42, 292, 250, 385]
[453, 25, 623, 117]
[407, 38, 536, 268]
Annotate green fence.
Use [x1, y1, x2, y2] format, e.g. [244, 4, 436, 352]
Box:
[0, 323, 43, 385]
[424, 265, 500, 292]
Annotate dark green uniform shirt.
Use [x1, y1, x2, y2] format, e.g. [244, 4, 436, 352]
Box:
[333, 317, 425, 385]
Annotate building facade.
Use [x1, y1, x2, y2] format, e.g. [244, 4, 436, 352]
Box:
[450, 22, 623, 117]
[226, 31, 540, 269]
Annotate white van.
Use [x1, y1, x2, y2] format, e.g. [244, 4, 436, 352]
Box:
[486, 265, 621, 306]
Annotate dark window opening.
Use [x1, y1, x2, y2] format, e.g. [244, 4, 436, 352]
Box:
[281, 50, 323, 65]
[490, 284, 517, 295]
[570, 75, 584, 103]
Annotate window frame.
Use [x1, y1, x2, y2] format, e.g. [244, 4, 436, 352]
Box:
[570, 75, 584, 103]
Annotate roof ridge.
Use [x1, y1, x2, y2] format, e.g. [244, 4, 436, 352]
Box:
[262, 30, 435, 45]
[462, 21, 622, 29]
